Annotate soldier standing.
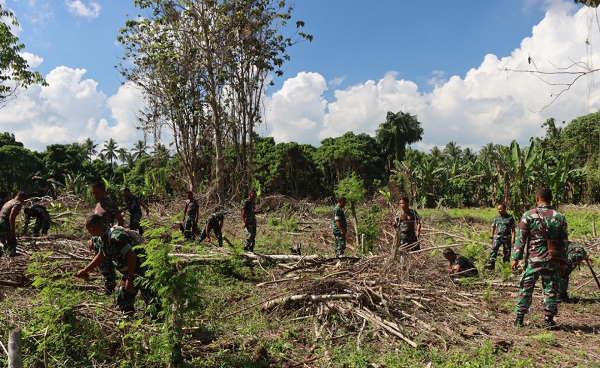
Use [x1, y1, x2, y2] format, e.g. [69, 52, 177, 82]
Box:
[23, 204, 51, 236]
[392, 197, 421, 250]
[198, 207, 225, 247]
[332, 196, 347, 257]
[0, 191, 27, 257]
[183, 191, 199, 240]
[241, 190, 257, 252]
[123, 188, 149, 235]
[90, 182, 125, 294]
[486, 203, 516, 269]
[511, 188, 568, 328]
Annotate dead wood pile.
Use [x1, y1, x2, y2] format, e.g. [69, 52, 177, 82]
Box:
[255, 245, 495, 349]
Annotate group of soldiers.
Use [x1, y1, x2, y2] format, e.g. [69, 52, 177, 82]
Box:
[0, 191, 51, 257]
[181, 189, 257, 252]
[349, 187, 589, 329]
[1, 185, 594, 328]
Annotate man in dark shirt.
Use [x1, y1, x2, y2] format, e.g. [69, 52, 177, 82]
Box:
[241, 190, 257, 252]
[198, 207, 225, 247]
[23, 204, 51, 236]
[123, 188, 149, 234]
[0, 191, 27, 256]
[443, 248, 479, 278]
[183, 191, 199, 240]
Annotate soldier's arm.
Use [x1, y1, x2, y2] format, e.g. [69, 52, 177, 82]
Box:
[76, 251, 107, 279]
[115, 210, 125, 227]
[490, 220, 496, 242]
[335, 220, 345, 237]
[124, 250, 137, 292]
[9, 207, 20, 236]
[241, 208, 247, 228]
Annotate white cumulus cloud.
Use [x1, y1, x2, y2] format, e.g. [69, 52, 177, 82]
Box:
[65, 0, 101, 19]
[19, 52, 44, 68]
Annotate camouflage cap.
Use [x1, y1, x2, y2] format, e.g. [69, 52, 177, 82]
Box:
[443, 247, 455, 255]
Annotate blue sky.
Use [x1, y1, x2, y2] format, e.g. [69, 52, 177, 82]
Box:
[1, 0, 597, 154]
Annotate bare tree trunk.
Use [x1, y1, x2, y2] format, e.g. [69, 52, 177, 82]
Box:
[8, 328, 22, 368]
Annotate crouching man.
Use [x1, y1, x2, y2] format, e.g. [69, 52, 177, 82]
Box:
[76, 214, 161, 320]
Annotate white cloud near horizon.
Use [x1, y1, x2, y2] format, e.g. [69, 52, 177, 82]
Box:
[3, 0, 600, 155]
[65, 0, 101, 19]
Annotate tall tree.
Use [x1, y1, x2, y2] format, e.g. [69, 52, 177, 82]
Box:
[101, 138, 119, 170]
[0, 4, 46, 108]
[118, 0, 308, 199]
[132, 139, 148, 161]
[81, 138, 98, 160]
[376, 111, 424, 170]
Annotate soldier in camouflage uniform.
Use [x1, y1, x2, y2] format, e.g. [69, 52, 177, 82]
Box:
[332, 196, 348, 257]
[0, 191, 27, 257]
[443, 248, 479, 278]
[511, 188, 568, 328]
[486, 203, 516, 269]
[76, 215, 161, 320]
[123, 188, 149, 235]
[183, 191, 199, 240]
[90, 182, 125, 294]
[392, 197, 421, 251]
[241, 190, 257, 252]
[198, 207, 225, 247]
[23, 204, 51, 236]
[558, 242, 588, 303]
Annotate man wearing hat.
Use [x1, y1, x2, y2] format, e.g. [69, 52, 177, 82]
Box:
[443, 248, 479, 278]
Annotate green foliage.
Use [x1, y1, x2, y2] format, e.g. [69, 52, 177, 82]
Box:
[356, 204, 382, 252]
[0, 5, 47, 105]
[376, 110, 424, 168]
[335, 172, 367, 205]
[0, 145, 42, 193]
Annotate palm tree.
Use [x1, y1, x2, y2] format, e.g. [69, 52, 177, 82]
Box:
[376, 111, 424, 170]
[101, 138, 119, 169]
[82, 138, 98, 160]
[117, 147, 129, 164]
[132, 140, 148, 161]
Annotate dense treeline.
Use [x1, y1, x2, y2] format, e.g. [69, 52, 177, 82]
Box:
[1, 111, 600, 213]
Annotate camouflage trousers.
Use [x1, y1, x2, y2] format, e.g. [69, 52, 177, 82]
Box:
[398, 233, 419, 251]
[489, 238, 511, 263]
[558, 266, 576, 296]
[0, 219, 17, 256]
[116, 271, 161, 320]
[515, 261, 560, 317]
[183, 216, 198, 240]
[198, 223, 223, 247]
[129, 211, 143, 234]
[93, 236, 116, 293]
[244, 222, 256, 251]
[333, 230, 346, 257]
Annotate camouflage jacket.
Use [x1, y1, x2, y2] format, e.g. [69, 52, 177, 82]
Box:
[565, 243, 587, 275]
[125, 194, 142, 214]
[512, 205, 568, 263]
[332, 204, 347, 233]
[206, 211, 224, 227]
[0, 198, 23, 221]
[95, 198, 120, 226]
[491, 213, 515, 241]
[99, 226, 141, 271]
[241, 198, 256, 225]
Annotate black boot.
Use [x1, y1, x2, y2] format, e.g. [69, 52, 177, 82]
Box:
[485, 260, 495, 270]
[514, 314, 524, 327]
[544, 316, 556, 328]
[558, 291, 570, 303]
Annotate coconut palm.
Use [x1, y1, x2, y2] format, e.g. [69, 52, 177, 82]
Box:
[101, 138, 119, 169]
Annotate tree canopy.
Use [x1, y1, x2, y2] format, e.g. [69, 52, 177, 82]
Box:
[0, 4, 46, 107]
